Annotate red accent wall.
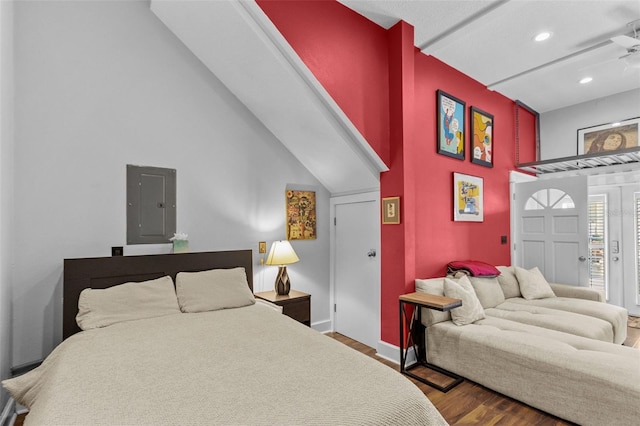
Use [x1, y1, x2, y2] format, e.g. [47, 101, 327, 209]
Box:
[257, 0, 391, 165]
[258, 0, 537, 346]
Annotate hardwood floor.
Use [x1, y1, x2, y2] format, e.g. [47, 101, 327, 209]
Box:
[12, 326, 640, 426]
[328, 326, 640, 426]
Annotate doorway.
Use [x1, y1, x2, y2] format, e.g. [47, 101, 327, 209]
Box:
[330, 192, 380, 349]
[589, 182, 640, 316]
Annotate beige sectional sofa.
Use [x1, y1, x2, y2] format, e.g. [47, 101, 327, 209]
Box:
[415, 266, 640, 426]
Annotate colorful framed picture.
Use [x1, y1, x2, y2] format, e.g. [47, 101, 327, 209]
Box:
[286, 190, 316, 240]
[382, 197, 400, 224]
[437, 90, 466, 160]
[470, 106, 494, 167]
[453, 173, 483, 222]
[577, 117, 639, 155]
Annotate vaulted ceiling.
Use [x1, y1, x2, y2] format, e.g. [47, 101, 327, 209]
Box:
[340, 0, 640, 113]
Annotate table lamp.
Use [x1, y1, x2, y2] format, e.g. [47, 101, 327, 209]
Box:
[265, 240, 299, 295]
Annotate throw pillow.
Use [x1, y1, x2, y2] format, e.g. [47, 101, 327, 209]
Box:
[496, 266, 522, 299]
[468, 276, 506, 308]
[443, 275, 485, 326]
[415, 278, 452, 326]
[514, 266, 556, 300]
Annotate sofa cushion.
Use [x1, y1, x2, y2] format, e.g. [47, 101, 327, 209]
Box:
[506, 297, 628, 344]
[515, 266, 555, 299]
[468, 277, 505, 309]
[496, 266, 521, 298]
[486, 301, 613, 342]
[415, 278, 451, 326]
[443, 276, 485, 325]
[426, 317, 640, 426]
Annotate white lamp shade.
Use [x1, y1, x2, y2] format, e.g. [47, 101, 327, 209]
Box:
[265, 240, 299, 266]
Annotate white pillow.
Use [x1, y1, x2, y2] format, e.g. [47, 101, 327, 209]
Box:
[76, 276, 180, 330]
[443, 275, 485, 325]
[415, 278, 451, 326]
[496, 265, 522, 299]
[468, 276, 505, 308]
[515, 266, 556, 300]
[176, 267, 255, 313]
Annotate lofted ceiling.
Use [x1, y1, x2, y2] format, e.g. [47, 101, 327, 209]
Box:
[340, 0, 640, 113]
[151, 1, 640, 192]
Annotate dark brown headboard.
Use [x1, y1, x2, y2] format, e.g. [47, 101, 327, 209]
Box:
[63, 250, 253, 340]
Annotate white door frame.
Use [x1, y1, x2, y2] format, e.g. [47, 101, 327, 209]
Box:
[329, 191, 380, 336]
[509, 171, 537, 265]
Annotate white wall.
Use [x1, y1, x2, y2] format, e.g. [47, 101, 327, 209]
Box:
[0, 0, 14, 409]
[540, 89, 640, 160]
[12, 0, 330, 365]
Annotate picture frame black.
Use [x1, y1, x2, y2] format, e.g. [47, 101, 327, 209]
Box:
[470, 106, 494, 168]
[436, 90, 466, 160]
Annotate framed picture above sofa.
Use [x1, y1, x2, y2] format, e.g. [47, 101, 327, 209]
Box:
[453, 172, 483, 222]
[437, 90, 466, 160]
[470, 106, 493, 168]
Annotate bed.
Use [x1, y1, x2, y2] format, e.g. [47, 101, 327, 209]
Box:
[3, 250, 447, 425]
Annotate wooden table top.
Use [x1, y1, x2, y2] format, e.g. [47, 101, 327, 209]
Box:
[400, 292, 462, 311]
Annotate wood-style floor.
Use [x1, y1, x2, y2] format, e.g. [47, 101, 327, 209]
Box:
[13, 326, 640, 426]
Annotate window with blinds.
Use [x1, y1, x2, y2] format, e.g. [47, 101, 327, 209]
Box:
[588, 195, 607, 298]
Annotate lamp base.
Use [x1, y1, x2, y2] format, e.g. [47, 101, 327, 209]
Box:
[275, 266, 291, 295]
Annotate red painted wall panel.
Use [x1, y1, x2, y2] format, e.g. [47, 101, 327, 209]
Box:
[257, 0, 391, 165]
[258, 0, 537, 346]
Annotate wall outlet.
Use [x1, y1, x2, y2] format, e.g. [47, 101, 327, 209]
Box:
[501, 235, 508, 245]
[258, 241, 267, 254]
[111, 246, 124, 256]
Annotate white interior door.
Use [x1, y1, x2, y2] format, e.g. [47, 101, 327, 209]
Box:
[514, 175, 588, 285]
[334, 198, 379, 349]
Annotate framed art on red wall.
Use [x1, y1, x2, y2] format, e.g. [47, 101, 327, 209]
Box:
[453, 173, 483, 222]
[437, 90, 466, 160]
[470, 106, 494, 167]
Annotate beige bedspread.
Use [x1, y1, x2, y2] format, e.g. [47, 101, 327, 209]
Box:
[4, 303, 446, 425]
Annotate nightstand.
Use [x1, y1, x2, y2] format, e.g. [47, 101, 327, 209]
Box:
[399, 291, 463, 392]
[255, 290, 311, 326]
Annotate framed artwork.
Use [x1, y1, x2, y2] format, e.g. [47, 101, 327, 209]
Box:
[286, 190, 316, 240]
[382, 197, 400, 224]
[437, 90, 466, 160]
[453, 173, 483, 222]
[470, 106, 494, 167]
[577, 117, 639, 155]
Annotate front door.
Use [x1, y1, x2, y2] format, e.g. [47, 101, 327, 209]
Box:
[514, 175, 589, 285]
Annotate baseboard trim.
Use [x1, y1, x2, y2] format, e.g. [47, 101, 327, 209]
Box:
[1, 397, 15, 426]
[311, 319, 331, 333]
[376, 339, 415, 365]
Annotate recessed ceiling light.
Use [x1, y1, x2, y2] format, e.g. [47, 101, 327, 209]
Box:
[534, 32, 551, 42]
[579, 77, 593, 84]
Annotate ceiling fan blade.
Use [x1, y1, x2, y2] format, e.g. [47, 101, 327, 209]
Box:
[611, 35, 640, 49]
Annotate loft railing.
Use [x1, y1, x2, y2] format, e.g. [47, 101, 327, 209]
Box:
[517, 147, 640, 175]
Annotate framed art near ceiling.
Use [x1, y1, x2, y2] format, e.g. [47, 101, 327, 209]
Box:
[286, 190, 316, 240]
[577, 117, 639, 155]
[470, 106, 494, 167]
[453, 173, 483, 222]
[381, 197, 400, 224]
[437, 90, 466, 160]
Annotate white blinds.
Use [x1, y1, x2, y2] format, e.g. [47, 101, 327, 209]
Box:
[588, 195, 607, 298]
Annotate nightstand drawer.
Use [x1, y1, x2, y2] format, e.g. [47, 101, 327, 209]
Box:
[254, 290, 311, 327]
[282, 299, 310, 324]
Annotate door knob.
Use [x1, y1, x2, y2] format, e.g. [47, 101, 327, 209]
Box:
[578, 256, 586, 262]
[367, 249, 376, 258]
[612, 256, 619, 262]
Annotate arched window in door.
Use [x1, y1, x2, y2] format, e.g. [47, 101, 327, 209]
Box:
[524, 188, 575, 211]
